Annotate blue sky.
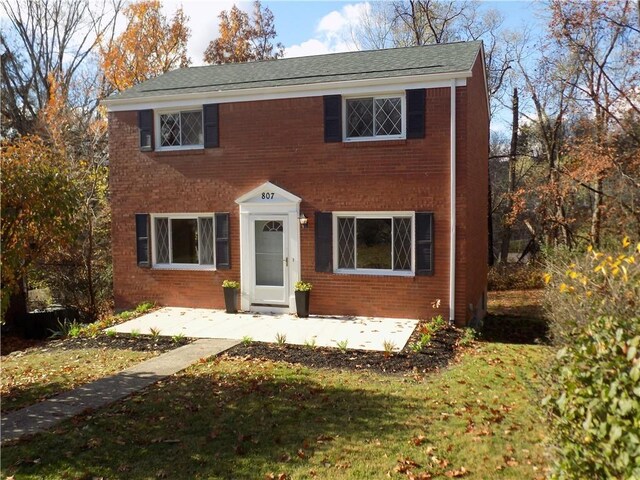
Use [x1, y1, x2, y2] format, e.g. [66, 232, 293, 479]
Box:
[166, 1, 542, 64]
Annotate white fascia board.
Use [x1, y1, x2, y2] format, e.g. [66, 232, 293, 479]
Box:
[103, 71, 471, 112]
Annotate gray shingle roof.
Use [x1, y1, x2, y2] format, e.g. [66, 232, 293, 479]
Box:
[107, 41, 481, 102]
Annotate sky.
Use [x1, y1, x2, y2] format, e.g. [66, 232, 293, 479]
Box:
[161, 0, 544, 132]
[163, 0, 543, 65]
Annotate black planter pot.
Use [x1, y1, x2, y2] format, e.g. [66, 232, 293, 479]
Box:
[223, 287, 238, 313]
[295, 290, 310, 318]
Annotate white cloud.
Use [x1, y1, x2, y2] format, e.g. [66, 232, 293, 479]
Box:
[163, 0, 235, 66]
[284, 2, 369, 58]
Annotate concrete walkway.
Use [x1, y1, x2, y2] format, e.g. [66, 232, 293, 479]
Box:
[108, 307, 419, 352]
[1, 338, 239, 444]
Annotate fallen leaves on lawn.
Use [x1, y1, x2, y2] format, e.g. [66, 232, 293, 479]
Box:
[395, 457, 421, 473]
[409, 434, 427, 446]
[444, 466, 469, 477]
[265, 473, 289, 480]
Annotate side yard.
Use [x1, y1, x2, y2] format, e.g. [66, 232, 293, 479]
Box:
[1, 290, 552, 480]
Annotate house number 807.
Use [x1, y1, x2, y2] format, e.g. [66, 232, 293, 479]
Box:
[261, 192, 275, 199]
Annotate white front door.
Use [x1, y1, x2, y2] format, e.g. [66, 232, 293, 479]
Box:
[251, 216, 288, 305]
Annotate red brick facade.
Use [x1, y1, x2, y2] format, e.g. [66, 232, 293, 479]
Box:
[109, 55, 488, 325]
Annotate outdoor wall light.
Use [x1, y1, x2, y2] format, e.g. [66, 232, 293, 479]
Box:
[299, 213, 308, 229]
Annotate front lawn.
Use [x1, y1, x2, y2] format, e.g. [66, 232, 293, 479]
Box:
[1, 336, 181, 414]
[1, 340, 551, 479]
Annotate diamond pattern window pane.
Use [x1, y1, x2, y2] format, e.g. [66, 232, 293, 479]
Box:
[180, 111, 203, 146]
[393, 217, 412, 270]
[375, 98, 402, 136]
[198, 217, 214, 265]
[337, 217, 355, 269]
[346, 98, 373, 137]
[160, 113, 180, 147]
[155, 217, 170, 263]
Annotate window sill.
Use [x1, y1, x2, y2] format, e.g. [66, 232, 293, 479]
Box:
[153, 146, 205, 157]
[342, 139, 408, 148]
[153, 264, 216, 271]
[334, 269, 414, 277]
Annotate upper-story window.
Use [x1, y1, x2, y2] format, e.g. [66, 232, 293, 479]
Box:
[158, 110, 203, 148]
[345, 95, 405, 141]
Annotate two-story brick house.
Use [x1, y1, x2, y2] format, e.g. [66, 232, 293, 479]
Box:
[104, 40, 488, 326]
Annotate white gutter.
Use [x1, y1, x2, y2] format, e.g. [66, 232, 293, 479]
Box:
[102, 70, 473, 112]
[449, 79, 457, 325]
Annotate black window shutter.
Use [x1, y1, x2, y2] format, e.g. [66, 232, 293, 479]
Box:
[415, 212, 434, 275]
[135, 214, 150, 267]
[315, 212, 333, 272]
[406, 89, 426, 139]
[203, 104, 219, 148]
[138, 110, 154, 151]
[323, 95, 342, 143]
[215, 213, 230, 269]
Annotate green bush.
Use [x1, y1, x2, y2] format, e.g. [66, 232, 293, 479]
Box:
[544, 239, 640, 478]
[545, 315, 640, 479]
[487, 263, 544, 291]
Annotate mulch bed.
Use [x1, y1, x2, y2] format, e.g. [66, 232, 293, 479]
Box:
[2, 334, 191, 357]
[224, 326, 462, 374]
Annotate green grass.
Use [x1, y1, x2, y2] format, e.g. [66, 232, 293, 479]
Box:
[1, 343, 551, 479]
[1, 348, 158, 414]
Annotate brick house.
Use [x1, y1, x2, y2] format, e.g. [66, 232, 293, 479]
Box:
[104, 41, 489, 326]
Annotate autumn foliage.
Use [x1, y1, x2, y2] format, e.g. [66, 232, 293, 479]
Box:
[1, 136, 80, 322]
[100, 0, 191, 92]
[203, 1, 283, 65]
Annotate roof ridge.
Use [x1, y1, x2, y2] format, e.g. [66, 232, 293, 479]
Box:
[184, 40, 483, 71]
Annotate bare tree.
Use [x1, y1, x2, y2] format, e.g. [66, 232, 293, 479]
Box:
[351, 0, 514, 115]
[1, 0, 122, 136]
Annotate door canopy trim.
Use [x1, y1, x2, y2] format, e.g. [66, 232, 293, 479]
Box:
[235, 181, 301, 205]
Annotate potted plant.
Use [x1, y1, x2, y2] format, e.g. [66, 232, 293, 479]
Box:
[222, 280, 240, 313]
[294, 281, 312, 318]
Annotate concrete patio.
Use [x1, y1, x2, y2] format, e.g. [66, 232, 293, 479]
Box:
[107, 307, 419, 352]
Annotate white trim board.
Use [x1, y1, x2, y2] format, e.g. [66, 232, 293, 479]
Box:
[235, 182, 302, 313]
[104, 74, 468, 112]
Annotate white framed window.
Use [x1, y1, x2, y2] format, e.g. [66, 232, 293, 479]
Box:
[333, 212, 414, 276]
[152, 214, 215, 270]
[156, 109, 203, 150]
[344, 94, 405, 141]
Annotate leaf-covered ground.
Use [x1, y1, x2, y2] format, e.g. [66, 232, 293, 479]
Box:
[1, 336, 184, 413]
[1, 341, 551, 479]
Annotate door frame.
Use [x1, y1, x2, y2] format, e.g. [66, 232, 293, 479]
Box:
[236, 182, 301, 313]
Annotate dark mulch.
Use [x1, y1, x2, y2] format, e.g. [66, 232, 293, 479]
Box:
[225, 326, 462, 374]
[2, 334, 191, 357]
[482, 314, 550, 345]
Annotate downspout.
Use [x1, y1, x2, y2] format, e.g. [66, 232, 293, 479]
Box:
[449, 79, 456, 325]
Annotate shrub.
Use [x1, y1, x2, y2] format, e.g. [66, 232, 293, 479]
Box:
[545, 315, 640, 479]
[488, 263, 545, 291]
[544, 238, 639, 344]
[544, 238, 640, 478]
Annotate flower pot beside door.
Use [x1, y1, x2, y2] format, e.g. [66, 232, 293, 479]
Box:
[222, 280, 240, 313]
[294, 281, 312, 318]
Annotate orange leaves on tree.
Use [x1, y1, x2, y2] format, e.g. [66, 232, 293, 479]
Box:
[1, 136, 80, 318]
[100, 1, 190, 92]
[203, 1, 284, 65]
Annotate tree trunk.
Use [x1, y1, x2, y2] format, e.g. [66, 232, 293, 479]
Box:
[86, 214, 96, 320]
[4, 277, 28, 331]
[591, 178, 603, 247]
[499, 88, 519, 263]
